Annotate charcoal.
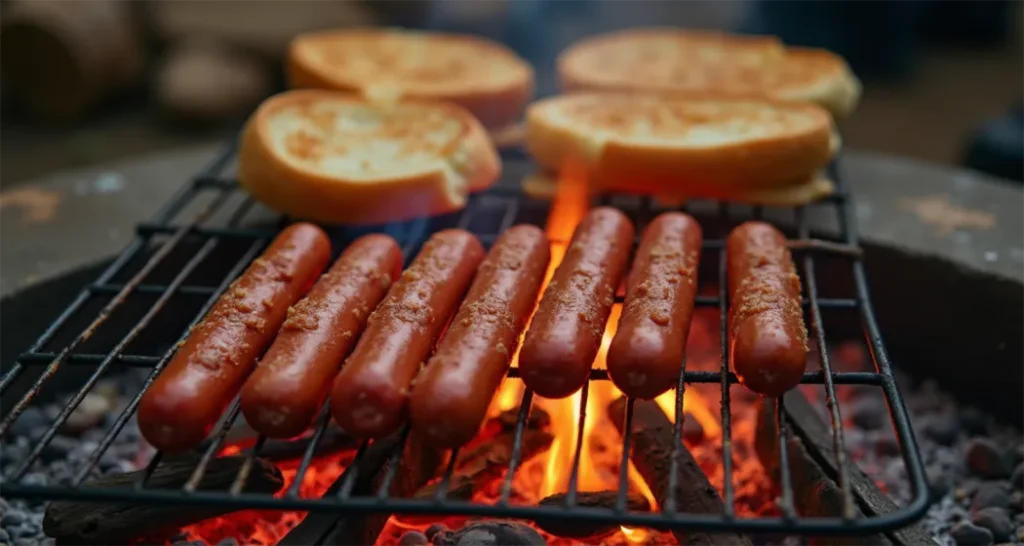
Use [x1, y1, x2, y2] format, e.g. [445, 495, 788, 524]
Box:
[1010, 490, 1023, 513]
[873, 431, 901, 456]
[965, 439, 1011, 479]
[959, 407, 990, 436]
[929, 464, 954, 499]
[2, 511, 26, 527]
[40, 436, 77, 463]
[971, 484, 1011, 512]
[850, 398, 886, 430]
[14, 538, 39, 546]
[9, 407, 48, 438]
[217, 539, 240, 546]
[399, 531, 429, 545]
[950, 521, 995, 545]
[12, 522, 41, 538]
[922, 414, 960, 446]
[1011, 463, 1023, 490]
[425, 523, 448, 541]
[433, 521, 545, 546]
[0, 529, 8, 543]
[972, 507, 1013, 542]
[63, 393, 113, 435]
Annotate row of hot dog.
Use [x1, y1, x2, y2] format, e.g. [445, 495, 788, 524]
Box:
[137, 212, 807, 453]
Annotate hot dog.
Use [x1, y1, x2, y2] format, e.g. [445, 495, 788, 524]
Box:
[330, 229, 484, 438]
[607, 212, 702, 399]
[726, 221, 808, 397]
[518, 207, 634, 399]
[409, 225, 550, 448]
[138, 223, 331, 452]
[239, 234, 402, 438]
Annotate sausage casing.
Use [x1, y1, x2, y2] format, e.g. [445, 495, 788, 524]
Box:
[608, 212, 702, 399]
[330, 229, 484, 438]
[518, 207, 634, 399]
[726, 221, 808, 397]
[138, 223, 331, 452]
[239, 234, 402, 438]
[409, 225, 550, 448]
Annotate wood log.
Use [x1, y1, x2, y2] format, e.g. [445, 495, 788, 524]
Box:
[279, 430, 444, 546]
[608, 397, 753, 546]
[534, 490, 651, 539]
[412, 429, 553, 503]
[756, 392, 936, 546]
[43, 455, 284, 544]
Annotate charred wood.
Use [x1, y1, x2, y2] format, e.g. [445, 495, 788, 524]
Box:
[608, 397, 753, 546]
[757, 392, 935, 546]
[43, 455, 284, 544]
[279, 429, 444, 546]
[534, 490, 650, 539]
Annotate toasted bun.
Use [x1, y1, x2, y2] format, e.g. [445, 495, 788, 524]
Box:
[558, 29, 861, 119]
[238, 89, 500, 226]
[288, 28, 534, 131]
[526, 92, 834, 196]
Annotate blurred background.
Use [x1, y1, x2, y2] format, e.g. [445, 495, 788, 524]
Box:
[1, 0, 1022, 187]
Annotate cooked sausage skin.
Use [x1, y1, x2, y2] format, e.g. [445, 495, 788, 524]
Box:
[518, 207, 634, 399]
[138, 223, 331, 452]
[330, 229, 484, 438]
[726, 221, 808, 397]
[409, 225, 550, 448]
[607, 212, 702, 399]
[239, 234, 402, 438]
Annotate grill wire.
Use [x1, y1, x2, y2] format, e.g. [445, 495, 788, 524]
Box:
[0, 142, 930, 537]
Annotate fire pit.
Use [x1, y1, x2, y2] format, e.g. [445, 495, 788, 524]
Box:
[1, 144, 1021, 546]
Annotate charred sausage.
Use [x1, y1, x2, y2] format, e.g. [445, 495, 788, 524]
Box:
[330, 229, 484, 438]
[518, 207, 634, 399]
[239, 234, 402, 438]
[607, 213, 702, 399]
[409, 225, 550, 448]
[138, 223, 331, 452]
[726, 221, 808, 397]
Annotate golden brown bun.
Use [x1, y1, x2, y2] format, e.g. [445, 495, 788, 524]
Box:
[288, 28, 534, 130]
[525, 92, 834, 199]
[238, 89, 501, 226]
[558, 28, 861, 119]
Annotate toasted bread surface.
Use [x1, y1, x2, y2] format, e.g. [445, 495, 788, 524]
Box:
[558, 29, 860, 118]
[288, 28, 534, 130]
[238, 89, 500, 226]
[526, 92, 833, 195]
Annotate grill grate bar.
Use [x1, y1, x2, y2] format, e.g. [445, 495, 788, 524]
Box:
[796, 205, 857, 520]
[715, 218, 736, 517]
[775, 399, 798, 521]
[664, 361, 688, 515]
[0, 147, 930, 537]
[498, 388, 535, 505]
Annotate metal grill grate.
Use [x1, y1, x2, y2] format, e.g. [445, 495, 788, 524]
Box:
[0, 142, 929, 537]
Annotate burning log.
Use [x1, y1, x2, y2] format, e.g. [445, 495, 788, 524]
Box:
[412, 428, 554, 502]
[756, 392, 936, 546]
[431, 520, 546, 546]
[607, 397, 753, 546]
[534, 490, 651, 539]
[280, 429, 444, 546]
[42, 455, 284, 544]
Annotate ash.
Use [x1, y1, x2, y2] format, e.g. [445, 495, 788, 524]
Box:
[1, 370, 152, 546]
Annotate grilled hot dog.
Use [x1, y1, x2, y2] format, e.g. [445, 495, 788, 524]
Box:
[410, 225, 550, 448]
[239, 234, 402, 438]
[330, 229, 484, 438]
[138, 223, 331, 452]
[518, 207, 634, 399]
[727, 221, 808, 397]
[608, 212, 702, 399]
